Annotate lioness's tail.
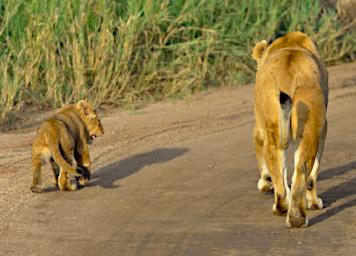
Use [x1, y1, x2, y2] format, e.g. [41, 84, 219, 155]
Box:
[279, 91, 292, 149]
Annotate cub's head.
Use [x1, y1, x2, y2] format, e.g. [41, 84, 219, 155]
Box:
[77, 100, 104, 143]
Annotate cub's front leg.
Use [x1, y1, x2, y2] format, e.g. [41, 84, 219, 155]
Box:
[75, 144, 92, 186]
[76, 166, 91, 187]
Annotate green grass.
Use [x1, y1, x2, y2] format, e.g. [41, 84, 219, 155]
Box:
[0, 0, 355, 121]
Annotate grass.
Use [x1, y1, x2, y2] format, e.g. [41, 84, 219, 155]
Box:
[0, 0, 355, 122]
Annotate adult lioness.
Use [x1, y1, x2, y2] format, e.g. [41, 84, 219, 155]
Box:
[31, 100, 104, 193]
[252, 32, 328, 227]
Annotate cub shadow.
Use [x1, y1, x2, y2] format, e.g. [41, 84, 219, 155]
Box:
[309, 161, 356, 226]
[89, 148, 189, 188]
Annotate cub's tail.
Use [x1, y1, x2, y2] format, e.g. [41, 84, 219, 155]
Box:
[47, 136, 80, 177]
[279, 91, 292, 149]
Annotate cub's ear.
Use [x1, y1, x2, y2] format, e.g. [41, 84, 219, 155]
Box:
[252, 40, 268, 62]
[77, 100, 94, 117]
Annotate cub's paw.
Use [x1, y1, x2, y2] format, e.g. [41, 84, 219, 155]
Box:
[30, 185, 44, 193]
[67, 181, 78, 191]
[76, 166, 91, 187]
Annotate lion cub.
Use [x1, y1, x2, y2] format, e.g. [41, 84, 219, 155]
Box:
[31, 100, 104, 192]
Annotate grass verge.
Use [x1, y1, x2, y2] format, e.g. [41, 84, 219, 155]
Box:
[0, 0, 355, 123]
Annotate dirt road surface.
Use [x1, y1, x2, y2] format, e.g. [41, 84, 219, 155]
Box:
[0, 63, 355, 255]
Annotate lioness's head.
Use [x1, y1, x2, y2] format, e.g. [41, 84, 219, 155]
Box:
[77, 100, 104, 143]
[252, 31, 319, 68]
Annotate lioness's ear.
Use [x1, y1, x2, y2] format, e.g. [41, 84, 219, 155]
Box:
[252, 40, 268, 62]
[77, 100, 93, 116]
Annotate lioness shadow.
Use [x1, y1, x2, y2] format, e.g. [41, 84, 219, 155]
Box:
[309, 161, 356, 226]
[89, 148, 189, 188]
[318, 160, 356, 181]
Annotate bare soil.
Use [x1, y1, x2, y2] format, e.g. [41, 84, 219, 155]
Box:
[0, 63, 356, 256]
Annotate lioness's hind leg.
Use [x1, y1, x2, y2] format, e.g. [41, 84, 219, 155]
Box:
[287, 136, 319, 228]
[307, 121, 327, 210]
[254, 127, 273, 192]
[264, 130, 289, 216]
[31, 157, 44, 193]
[286, 145, 310, 228]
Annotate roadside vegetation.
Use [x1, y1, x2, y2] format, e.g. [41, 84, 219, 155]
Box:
[0, 0, 355, 122]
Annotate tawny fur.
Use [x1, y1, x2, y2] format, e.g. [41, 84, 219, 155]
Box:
[31, 100, 104, 193]
[252, 32, 328, 228]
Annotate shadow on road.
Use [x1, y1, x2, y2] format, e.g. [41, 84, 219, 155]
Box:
[309, 198, 356, 226]
[89, 148, 189, 188]
[309, 161, 356, 226]
[319, 160, 356, 181]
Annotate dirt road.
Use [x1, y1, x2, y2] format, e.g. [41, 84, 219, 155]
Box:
[0, 63, 355, 255]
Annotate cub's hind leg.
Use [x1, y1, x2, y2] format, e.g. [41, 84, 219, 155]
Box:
[58, 169, 77, 192]
[57, 145, 78, 192]
[50, 157, 60, 188]
[31, 145, 51, 193]
[31, 156, 44, 193]
[254, 126, 273, 192]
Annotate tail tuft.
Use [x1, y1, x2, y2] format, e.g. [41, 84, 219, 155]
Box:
[279, 91, 292, 149]
[279, 91, 291, 110]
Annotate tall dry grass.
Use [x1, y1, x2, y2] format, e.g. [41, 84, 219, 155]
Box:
[0, 0, 355, 122]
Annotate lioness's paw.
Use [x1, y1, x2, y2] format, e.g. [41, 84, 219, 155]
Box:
[272, 203, 288, 216]
[257, 178, 273, 192]
[286, 215, 308, 228]
[307, 197, 323, 210]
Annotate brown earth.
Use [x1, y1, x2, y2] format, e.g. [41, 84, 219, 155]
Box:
[0, 63, 355, 256]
